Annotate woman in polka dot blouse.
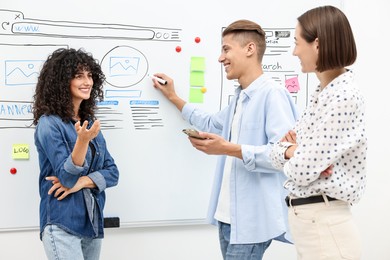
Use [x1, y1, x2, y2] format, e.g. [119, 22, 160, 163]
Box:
[271, 6, 367, 260]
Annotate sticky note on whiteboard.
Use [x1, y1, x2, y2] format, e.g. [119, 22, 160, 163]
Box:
[190, 57, 206, 71]
[285, 76, 300, 93]
[12, 144, 30, 160]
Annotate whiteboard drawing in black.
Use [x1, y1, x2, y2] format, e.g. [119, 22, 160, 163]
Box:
[101, 45, 149, 88]
[0, 9, 181, 41]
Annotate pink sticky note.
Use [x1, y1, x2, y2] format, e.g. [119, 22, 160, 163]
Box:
[285, 76, 300, 93]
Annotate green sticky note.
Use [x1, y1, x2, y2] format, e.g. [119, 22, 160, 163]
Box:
[190, 57, 206, 71]
[189, 87, 204, 103]
[190, 71, 205, 86]
[12, 144, 30, 160]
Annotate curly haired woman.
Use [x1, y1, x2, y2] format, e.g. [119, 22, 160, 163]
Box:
[33, 48, 119, 260]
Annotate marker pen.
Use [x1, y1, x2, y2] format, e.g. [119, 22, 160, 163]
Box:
[148, 74, 167, 85]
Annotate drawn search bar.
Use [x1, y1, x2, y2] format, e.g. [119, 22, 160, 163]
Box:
[12, 22, 156, 40]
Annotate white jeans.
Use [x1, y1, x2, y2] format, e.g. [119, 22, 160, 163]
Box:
[288, 199, 361, 260]
[42, 224, 102, 260]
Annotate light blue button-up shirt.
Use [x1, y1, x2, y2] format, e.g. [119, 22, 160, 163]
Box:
[182, 75, 299, 244]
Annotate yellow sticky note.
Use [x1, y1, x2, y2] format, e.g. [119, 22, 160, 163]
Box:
[12, 144, 30, 160]
[190, 57, 206, 71]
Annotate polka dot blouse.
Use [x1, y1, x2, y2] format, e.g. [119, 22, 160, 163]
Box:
[271, 70, 367, 204]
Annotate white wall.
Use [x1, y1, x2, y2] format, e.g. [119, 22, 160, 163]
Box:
[344, 0, 390, 260]
[1, 1, 389, 259]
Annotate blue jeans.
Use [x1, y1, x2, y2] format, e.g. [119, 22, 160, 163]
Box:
[42, 224, 102, 260]
[218, 222, 272, 260]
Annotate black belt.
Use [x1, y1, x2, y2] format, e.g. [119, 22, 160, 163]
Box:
[285, 195, 337, 207]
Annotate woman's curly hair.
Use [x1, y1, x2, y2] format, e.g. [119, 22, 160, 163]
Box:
[32, 48, 105, 125]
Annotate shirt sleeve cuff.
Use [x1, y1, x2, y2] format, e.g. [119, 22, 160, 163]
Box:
[88, 171, 107, 192]
[271, 141, 294, 170]
[241, 144, 255, 171]
[181, 103, 196, 122]
[64, 155, 88, 176]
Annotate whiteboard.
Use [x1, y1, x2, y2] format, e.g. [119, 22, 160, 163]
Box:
[0, 0, 342, 231]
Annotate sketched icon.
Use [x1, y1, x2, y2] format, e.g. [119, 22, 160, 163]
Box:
[109, 56, 140, 77]
[5, 60, 43, 86]
[101, 45, 149, 88]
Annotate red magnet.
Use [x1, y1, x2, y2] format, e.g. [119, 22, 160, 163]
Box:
[10, 168, 17, 174]
[175, 46, 182, 53]
[195, 37, 201, 43]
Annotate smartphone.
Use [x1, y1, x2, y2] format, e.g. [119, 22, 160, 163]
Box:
[182, 129, 206, 140]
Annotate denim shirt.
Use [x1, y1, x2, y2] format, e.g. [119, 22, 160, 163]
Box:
[182, 75, 299, 244]
[34, 115, 119, 239]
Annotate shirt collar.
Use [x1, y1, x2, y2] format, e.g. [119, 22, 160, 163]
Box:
[234, 74, 270, 100]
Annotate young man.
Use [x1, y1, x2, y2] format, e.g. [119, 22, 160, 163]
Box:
[152, 20, 298, 259]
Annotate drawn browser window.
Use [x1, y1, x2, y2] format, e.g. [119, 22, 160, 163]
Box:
[0, 9, 181, 130]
